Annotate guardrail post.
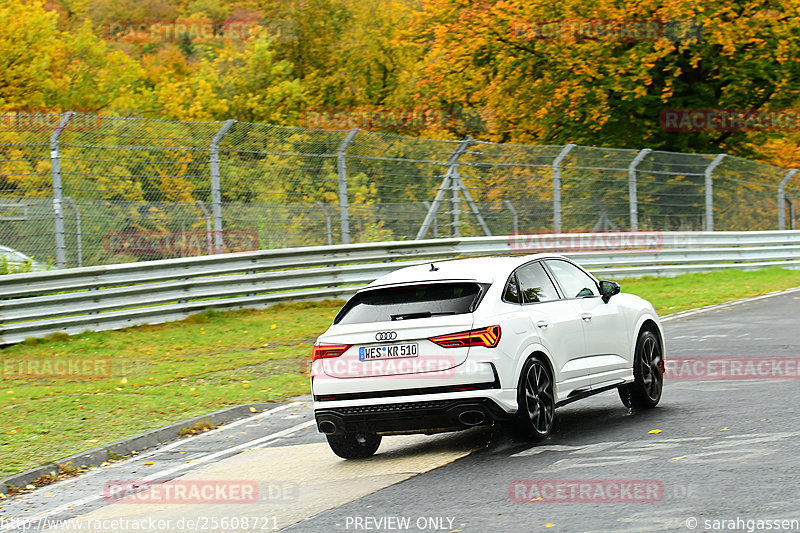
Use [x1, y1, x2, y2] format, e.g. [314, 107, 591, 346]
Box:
[417, 137, 474, 239]
[778, 169, 798, 230]
[210, 119, 237, 254]
[337, 129, 359, 244]
[64, 197, 82, 268]
[704, 154, 726, 231]
[627, 148, 651, 231]
[50, 112, 74, 269]
[552, 144, 576, 233]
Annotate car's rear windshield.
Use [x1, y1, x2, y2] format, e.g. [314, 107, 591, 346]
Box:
[334, 282, 488, 325]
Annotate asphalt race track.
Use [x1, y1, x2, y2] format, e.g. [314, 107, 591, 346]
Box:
[2, 289, 800, 533]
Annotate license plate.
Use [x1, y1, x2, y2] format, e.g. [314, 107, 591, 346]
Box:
[359, 343, 418, 361]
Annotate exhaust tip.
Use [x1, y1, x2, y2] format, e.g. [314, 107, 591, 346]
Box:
[318, 420, 337, 434]
[458, 410, 486, 426]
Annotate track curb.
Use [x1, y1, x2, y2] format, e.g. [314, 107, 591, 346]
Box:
[0, 401, 294, 495]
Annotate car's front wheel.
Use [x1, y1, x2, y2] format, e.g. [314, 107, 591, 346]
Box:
[514, 357, 555, 441]
[326, 432, 381, 459]
[619, 329, 663, 409]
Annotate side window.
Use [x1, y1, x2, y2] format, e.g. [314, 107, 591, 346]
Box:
[516, 262, 560, 303]
[503, 273, 521, 303]
[545, 260, 599, 298]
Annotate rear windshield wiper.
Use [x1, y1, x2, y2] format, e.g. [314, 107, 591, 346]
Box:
[390, 311, 456, 321]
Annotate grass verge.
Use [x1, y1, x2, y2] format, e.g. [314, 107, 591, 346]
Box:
[1, 267, 800, 479]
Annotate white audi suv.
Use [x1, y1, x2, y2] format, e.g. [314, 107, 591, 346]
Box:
[311, 254, 664, 459]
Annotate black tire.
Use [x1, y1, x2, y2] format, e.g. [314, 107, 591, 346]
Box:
[514, 357, 555, 441]
[326, 433, 381, 459]
[619, 329, 663, 409]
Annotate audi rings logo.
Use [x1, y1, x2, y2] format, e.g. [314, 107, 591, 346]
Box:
[375, 331, 397, 341]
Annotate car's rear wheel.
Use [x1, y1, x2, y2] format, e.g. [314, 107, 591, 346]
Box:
[326, 432, 381, 459]
[619, 329, 663, 409]
[514, 357, 555, 441]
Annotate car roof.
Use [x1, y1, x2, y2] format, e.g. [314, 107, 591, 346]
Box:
[0, 245, 30, 260]
[365, 253, 570, 288]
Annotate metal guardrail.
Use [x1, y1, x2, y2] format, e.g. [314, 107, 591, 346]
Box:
[2, 230, 800, 345]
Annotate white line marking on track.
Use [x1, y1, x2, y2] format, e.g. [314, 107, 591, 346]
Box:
[0, 418, 314, 532]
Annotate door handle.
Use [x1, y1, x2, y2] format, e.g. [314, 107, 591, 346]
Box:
[536, 320, 549, 328]
[581, 313, 592, 321]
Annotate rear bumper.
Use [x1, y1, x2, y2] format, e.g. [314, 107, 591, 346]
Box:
[311, 360, 500, 396]
[314, 397, 513, 436]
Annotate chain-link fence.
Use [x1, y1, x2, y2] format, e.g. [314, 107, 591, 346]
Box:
[1, 112, 799, 268]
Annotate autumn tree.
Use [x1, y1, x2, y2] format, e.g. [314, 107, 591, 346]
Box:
[0, 0, 142, 113]
[143, 28, 305, 122]
[408, 0, 800, 154]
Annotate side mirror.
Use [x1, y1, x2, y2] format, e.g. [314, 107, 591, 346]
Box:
[599, 280, 621, 303]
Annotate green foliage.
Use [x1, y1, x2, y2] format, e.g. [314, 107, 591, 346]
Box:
[0, 0, 142, 113]
[0, 256, 35, 275]
[148, 29, 306, 123]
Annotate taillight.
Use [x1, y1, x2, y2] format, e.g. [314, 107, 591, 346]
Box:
[429, 325, 501, 348]
[311, 343, 351, 361]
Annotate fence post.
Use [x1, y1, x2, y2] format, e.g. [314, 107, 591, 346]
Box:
[50, 112, 74, 269]
[453, 170, 492, 236]
[704, 154, 726, 231]
[337, 129, 359, 244]
[195, 200, 213, 255]
[64, 197, 82, 268]
[504, 200, 519, 234]
[423, 201, 438, 237]
[210, 119, 237, 254]
[451, 168, 461, 237]
[315, 201, 333, 245]
[552, 144, 576, 233]
[627, 148, 651, 231]
[417, 137, 474, 239]
[778, 169, 799, 230]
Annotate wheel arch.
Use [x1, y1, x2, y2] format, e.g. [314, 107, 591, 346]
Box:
[630, 314, 664, 357]
[638, 318, 664, 351]
[512, 347, 558, 400]
[633, 316, 666, 375]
